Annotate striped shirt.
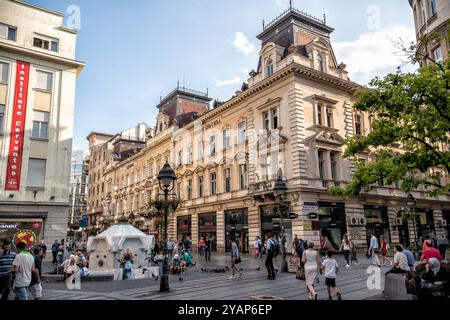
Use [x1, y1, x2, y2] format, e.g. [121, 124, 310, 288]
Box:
[0, 251, 16, 277]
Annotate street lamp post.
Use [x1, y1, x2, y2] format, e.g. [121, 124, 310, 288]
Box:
[405, 193, 419, 256]
[273, 177, 288, 273]
[156, 162, 177, 292]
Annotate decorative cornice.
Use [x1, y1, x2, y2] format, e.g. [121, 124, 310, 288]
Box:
[189, 62, 361, 126]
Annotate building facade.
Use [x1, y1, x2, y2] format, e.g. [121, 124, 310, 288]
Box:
[409, 0, 450, 65]
[67, 150, 88, 244]
[86, 123, 151, 235]
[0, 0, 84, 249]
[87, 7, 450, 253]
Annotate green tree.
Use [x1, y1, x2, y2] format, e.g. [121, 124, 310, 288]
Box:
[330, 43, 450, 198]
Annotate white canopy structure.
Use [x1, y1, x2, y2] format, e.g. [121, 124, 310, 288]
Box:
[87, 220, 155, 279]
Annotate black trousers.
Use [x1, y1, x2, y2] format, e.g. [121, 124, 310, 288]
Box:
[0, 275, 12, 300]
[204, 249, 211, 261]
[52, 251, 58, 264]
[439, 245, 447, 259]
[385, 267, 407, 277]
[265, 251, 275, 278]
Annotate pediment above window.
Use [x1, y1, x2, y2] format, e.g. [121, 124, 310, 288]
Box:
[234, 152, 248, 164]
[194, 166, 205, 174]
[305, 127, 345, 146]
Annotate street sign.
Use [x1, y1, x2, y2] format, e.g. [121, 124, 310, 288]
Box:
[308, 212, 318, 220]
[289, 213, 298, 219]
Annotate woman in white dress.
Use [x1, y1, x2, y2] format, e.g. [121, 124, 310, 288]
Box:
[302, 241, 321, 300]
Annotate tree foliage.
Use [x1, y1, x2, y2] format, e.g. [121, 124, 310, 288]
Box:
[330, 44, 450, 198]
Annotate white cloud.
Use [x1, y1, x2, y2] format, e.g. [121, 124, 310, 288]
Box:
[233, 32, 255, 56]
[332, 26, 417, 84]
[241, 68, 250, 74]
[275, 0, 286, 7]
[216, 76, 242, 87]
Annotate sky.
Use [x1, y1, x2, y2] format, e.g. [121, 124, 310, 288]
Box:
[26, 0, 417, 152]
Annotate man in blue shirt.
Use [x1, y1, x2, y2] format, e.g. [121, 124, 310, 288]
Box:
[51, 240, 60, 265]
[400, 245, 415, 271]
[368, 233, 381, 267]
[0, 241, 16, 300]
[166, 238, 174, 259]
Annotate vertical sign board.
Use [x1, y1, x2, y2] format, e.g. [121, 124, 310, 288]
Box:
[5, 61, 30, 191]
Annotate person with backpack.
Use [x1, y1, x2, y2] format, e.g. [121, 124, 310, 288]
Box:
[296, 237, 306, 267]
[51, 240, 59, 265]
[265, 233, 277, 280]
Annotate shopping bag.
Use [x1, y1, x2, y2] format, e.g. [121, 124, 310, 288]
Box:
[296, 266, 305, 280]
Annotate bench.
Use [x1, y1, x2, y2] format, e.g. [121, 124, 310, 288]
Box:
[384, 273, 416, 300]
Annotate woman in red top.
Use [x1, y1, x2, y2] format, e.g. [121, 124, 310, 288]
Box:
[199, 237, 205, 256]
[380, 235, 393, 266]
[420, 245, 442, 262]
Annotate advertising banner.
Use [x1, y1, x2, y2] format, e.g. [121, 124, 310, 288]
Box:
[5, 61, 30, 191]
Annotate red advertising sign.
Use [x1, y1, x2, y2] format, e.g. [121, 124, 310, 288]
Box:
[5, 61, 30, 191]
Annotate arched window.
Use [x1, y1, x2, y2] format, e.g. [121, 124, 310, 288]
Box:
[316, 53, 324, 72]
[267, 58, 274, 77]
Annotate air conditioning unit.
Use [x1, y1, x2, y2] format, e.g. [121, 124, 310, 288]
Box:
[443, 220, 448, 227]
[359, 217, 367, 226]
[436, 219, 444, 227]
[395, 218, 403, 226]
[349, 217, 358, 226]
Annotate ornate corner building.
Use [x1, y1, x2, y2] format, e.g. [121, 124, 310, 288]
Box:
[86, 6, 450, 253]
[409, 0, 449, 65]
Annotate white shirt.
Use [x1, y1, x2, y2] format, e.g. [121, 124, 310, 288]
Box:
[394, 252, 409, 271]
[322, 258, 338, 279]
[12, 252, 35, 288]
[342, 240, 350, 251]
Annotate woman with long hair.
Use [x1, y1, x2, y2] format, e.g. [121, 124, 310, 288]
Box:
[380, 235, 393, 266]
[340, 234, 351, 268]
[229, 237, 242, 279]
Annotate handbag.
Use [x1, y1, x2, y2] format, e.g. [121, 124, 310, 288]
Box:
[296, 266, 305, 280]
[235, 257, 242, 264]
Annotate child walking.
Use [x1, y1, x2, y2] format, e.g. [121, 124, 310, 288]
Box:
[321, 251, 342, 300]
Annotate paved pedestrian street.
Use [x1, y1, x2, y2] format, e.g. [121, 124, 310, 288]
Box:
[40, 253, 386, 300]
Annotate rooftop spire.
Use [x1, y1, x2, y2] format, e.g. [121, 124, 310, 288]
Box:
[289, 0, 293, 10]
